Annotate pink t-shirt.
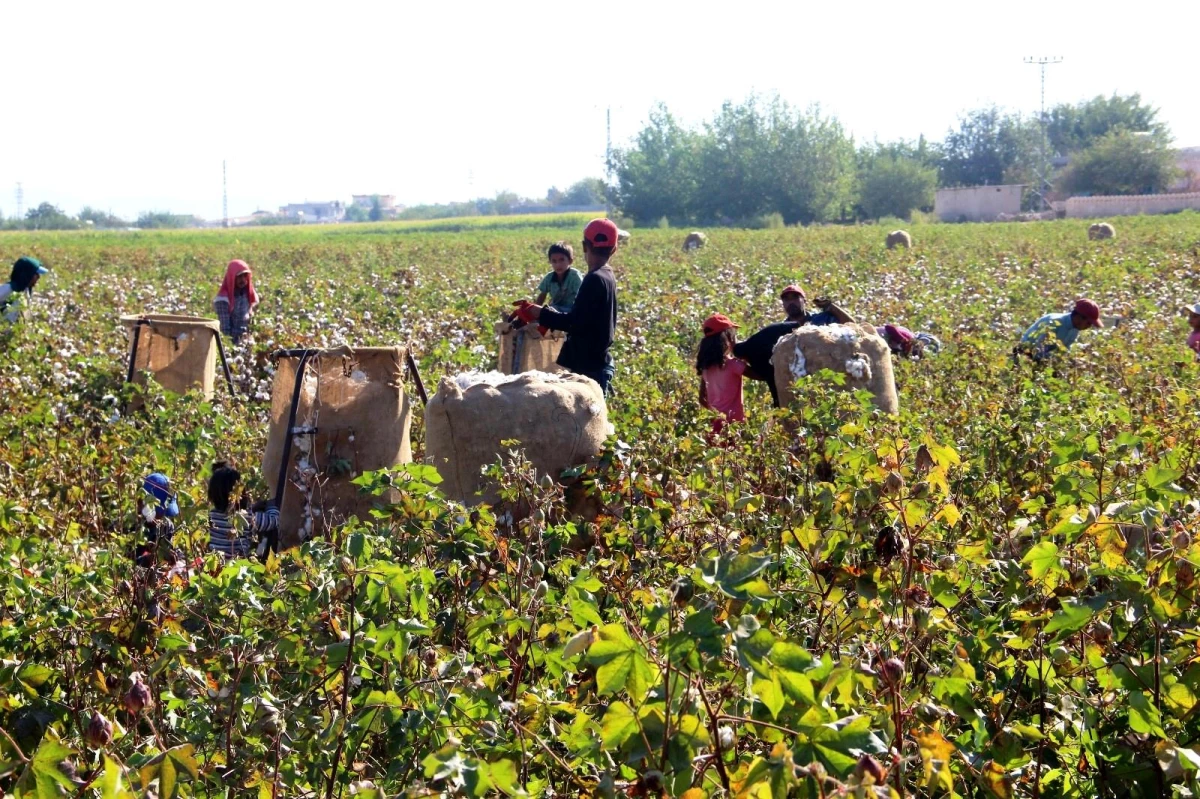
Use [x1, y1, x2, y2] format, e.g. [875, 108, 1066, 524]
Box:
[703, 359, 746, 421]
[1189, 330, 1200, 359]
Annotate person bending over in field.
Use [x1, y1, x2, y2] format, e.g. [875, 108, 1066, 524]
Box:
[876, 324, 942, 359]
[1, 256, 48, 324]
[734, 284, 854, 407]
[1183, 303, 1200, 361]
[134, 472, 180, 568]
[207, 461, 279, 559]
[513, 218, 619, 395]
[213, 260, 259, 344]
[1015, 299, 1103, 364]
[696, 314, 750, 437]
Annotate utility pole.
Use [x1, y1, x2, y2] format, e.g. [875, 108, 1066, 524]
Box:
[1024, 56, 1062, 212]
[222, 160, 229, 228]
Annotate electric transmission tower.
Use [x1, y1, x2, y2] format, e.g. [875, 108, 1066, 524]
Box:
[1025, 56, 1062, 212]
[15, 182, 24, 220]
[223, 160, 229, 228]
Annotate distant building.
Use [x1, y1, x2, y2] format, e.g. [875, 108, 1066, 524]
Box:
[935, 185, 1024, 222]
[351, 194, 399, 210]
[278, 201, 345, 222]
[1171, 147, 1200, 192]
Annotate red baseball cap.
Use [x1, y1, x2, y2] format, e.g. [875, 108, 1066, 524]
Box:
[1072, 299, 1103, 327]
[583, 218, 620, 248]
[702, 313, 738, 337]
[779, 285, 806, 300]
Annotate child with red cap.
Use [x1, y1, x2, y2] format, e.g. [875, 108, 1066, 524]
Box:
[696, 313, 748, 435]
[1017, 299, 1103, 362]
[514, 219, 619, 395]
[213, 259, 259, 344]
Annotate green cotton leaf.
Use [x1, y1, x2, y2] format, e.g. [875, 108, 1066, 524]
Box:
[599, 701, 638, 750]
[587, 624, 654, 700]
[15, 738, 77, 798]
[751, 670, 786, 720]
[1142, 464, 1185, 492]
[1044, 597, 1107, 640]
[568, 598, 603, 628]
[1129, 691, 1167, 738]
[485, 760, 519, 795]
[15, 663, 54, 689]
[98, 756, 133, 799]
[1022, 541, 1066, 588]
[702, 551, 774, 600]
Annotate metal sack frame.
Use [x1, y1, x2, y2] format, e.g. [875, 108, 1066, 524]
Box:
[123, 315, 236, 399]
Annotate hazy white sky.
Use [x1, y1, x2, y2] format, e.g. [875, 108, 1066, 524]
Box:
[5, 0, 1196, 221]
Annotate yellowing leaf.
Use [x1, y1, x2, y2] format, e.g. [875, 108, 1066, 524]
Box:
[937, 502, 962, 527]
[981, 759, 1012, 798]
[914, 728, 956, 791]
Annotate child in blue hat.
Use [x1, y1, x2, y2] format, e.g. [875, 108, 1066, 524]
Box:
[1, 257, 48, 324]
[135, 472, 179, 567]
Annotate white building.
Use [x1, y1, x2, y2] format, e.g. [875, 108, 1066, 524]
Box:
[278, 201, 345, 222]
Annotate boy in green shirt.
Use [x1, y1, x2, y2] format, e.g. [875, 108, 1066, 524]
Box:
[534, 242, 583, 312]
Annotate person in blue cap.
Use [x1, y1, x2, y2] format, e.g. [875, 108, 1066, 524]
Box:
[135, 472, 180, 567]
[1, 257, 49, 324]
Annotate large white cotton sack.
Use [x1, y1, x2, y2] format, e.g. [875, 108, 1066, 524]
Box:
[772, 323, 899, 414]
[426, 370, 610, 505]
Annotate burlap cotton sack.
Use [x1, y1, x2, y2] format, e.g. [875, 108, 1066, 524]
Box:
[262, 346, 413, 548]
[121, 314, 220, 402]
[426, 371, 609, 505]
[496, 321, 565, 375]
[773, 323, 899, 414]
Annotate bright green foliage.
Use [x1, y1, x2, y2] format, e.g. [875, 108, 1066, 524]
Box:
[2, 215, 1200, 797]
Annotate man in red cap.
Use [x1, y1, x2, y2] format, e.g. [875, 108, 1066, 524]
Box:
[777, 285, 852, 326]
[732, 284, 854, 407]
[515, 218, 619, 394]
[1017, 299, 1103, 362]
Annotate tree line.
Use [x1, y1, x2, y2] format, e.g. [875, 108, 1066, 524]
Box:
[0, 205, 200, 231]
[611, 93, 1182, 226]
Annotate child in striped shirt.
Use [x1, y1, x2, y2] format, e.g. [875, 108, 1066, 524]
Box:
[207, 462, 279, 559]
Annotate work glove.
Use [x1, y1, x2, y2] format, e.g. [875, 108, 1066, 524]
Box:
[512, 301, 548, 335]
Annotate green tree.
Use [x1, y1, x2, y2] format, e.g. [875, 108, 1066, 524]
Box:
[560, 178, 606, 207]
[613, 96, 855, 226]
[345, 204, 369, 223]
[857, 150, 938, 220]
[368, 195, 384, 222]
[25, 203, 80, 230]
[78, 207, 129, 228]
[135, 211, 195, 229]
[1058, 130, 1179, 196]
[1046, 93, 1167, 155]
[937, 107, 1039, 188]
[612, 104, 702, 225]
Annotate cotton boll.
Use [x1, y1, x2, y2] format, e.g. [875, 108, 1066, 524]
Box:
[789, 348, 807, 379]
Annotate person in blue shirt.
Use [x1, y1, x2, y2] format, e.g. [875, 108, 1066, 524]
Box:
[1016, 299, 1103, 362]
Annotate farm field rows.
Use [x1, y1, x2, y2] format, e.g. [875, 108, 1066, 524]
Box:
[3, 215, 1200, 797]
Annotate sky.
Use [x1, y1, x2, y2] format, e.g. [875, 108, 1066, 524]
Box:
[5, 0, 1196, 221]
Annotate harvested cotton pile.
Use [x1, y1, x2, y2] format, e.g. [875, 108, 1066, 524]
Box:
[426, 371, 611, 506]
[771, 323, 899, 413]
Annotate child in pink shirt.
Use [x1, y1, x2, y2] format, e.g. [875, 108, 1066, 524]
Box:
[1185, 304, 1200, 360]
[696, 314, 747, 435]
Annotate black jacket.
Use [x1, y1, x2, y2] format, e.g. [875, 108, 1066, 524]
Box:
[733, 321, 802, 407]
[538, 265, 617, 375]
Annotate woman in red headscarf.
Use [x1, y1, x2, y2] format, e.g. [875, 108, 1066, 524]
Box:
[213, 260, 259, 344]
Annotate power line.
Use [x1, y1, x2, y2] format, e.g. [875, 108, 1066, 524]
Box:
[1025, 56, 1062, 212]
